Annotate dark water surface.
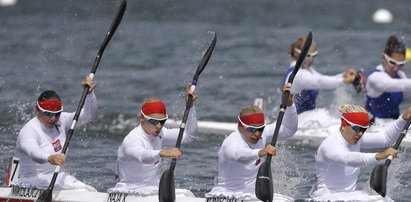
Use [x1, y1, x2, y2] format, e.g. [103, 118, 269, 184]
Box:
[1, 0, 411, 200]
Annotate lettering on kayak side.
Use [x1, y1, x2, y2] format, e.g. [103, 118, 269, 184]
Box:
[206, 197, 244, 202]
[107, 192, 128, 202]
[11, 185, 42, 198]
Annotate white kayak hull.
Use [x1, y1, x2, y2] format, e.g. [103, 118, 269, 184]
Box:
[0, 187, 204, 202]
[0, 187, 281, 202]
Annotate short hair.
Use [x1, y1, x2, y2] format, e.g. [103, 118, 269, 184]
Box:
[384, 35, 406, 56]
[37, 90, 60, 102]
[288, 36, 317, 59]
[142, 97, 163, 105]
[338, 104, 367, 114]
[239, 105, 263, 117]
[140, 97, 165, 121]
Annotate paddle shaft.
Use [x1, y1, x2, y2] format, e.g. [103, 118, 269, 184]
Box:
[159, 33, 216, 202]
[255, 31, 312, 202]
[168, 93, 195, 171]
[369, 114, 411, 197]
[166, 34, 217, 170]
[265, 32, 312, 163]
[384, 117, 411, 167]
[37, 1, 127, 201]
[52, 0, 127, 176]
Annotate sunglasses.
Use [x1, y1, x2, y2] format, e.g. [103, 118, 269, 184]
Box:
[238, 116, 266, 133]
[37, 102, 63, 117]
[294, 48, 318, 58]
[42, 111, 62, 117]
[341, 116, 368, 133]
[141, 111, 168, 125]
[383, 53, 407, 67]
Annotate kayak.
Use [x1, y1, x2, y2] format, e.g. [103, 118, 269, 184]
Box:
[0, 187, 289, 202]
[2, 152, 292, 202]
[305, 186, 394, 202]
[0, 187, 205, 202]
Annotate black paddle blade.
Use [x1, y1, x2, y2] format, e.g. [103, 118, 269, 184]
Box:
[193, 32, 217, 81]
[159, 169, 176, 202]
[288, 31, 312, 84]
[255, 161, 273, 202]
[370, 163, 388, 197]
[37, 188, 53, 202]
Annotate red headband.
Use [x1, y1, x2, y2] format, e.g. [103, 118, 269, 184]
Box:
[238, 113, 265, 127]
[141, 102, 166, 115]
[341, 112, 369, 127]
[37, 100, 62, 112]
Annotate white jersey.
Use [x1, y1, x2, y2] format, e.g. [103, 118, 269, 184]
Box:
[14, 92, 98, 190]
[109, 107, 198, 195]
[205, 105, 298, 200]
[310, 116, 406, 199]
[366, 64, 411, 98]
[285, 62, 344, 94]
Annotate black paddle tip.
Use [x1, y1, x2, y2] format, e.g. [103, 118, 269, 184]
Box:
[37, 189, 53, 202]
[255, 161, 273, 202]
[159, 169, 176, 202]
[370, 163, 388, 197]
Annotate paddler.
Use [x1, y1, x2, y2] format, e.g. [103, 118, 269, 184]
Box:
[366, 35, 410, 124]
[13, 75, 98, 191]
[309, 104, 411, 200]
[284, 36, 357, 115]
[205, 84, 297, 201]
[108, 84, 198, 195]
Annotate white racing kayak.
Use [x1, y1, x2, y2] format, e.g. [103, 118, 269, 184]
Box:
[0, 187, 291, 202]
[0, 187, 205, 202]
[301, 185, 394, 202]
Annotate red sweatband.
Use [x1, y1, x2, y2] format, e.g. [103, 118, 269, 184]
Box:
[341, 112, 369, 127]
[238, 113, 265, 127]
[37, 100, 62, 112]
[141, 102, 166, 115]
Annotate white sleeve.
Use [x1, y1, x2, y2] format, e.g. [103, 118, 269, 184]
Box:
[121, 137, 161, 164]
[361, 117, 407, 149]
[291, 70, 344, 94]
[17, 127, 49, 164]
[61, 91, 98, 130]
[162, 107, 198, 145]
[263, 104, 298, 143]
[222, 140, 260, 163]
[320, 143, 377, 167]
[367, 71, 411, 98]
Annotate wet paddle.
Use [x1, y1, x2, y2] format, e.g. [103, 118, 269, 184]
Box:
[36, 1, 127, 202]
[255, 31, 312, 202]
[370, 116, 411, 197]
[158, 33, 217, 202]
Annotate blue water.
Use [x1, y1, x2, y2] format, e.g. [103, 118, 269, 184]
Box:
[1, 0, 411, 200]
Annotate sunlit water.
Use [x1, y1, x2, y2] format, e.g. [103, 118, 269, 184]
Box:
[1, 0, 411, 200]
